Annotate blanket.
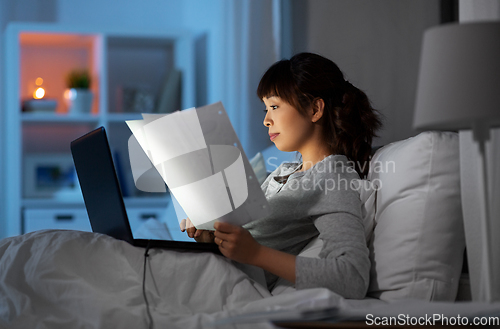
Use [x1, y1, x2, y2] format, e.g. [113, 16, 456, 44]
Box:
[0, 230, 351, 329]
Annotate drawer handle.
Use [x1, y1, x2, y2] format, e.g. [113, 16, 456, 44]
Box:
[55, 214, 74, 221]
[140, 214, 157, 220]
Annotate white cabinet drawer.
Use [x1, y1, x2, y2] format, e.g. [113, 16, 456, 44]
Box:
[126, 207, 167, 236]
[24, 208, 92, 234]
[23, 206, 169, 237]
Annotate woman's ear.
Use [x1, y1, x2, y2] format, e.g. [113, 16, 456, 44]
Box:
[311, 98, 325, 123]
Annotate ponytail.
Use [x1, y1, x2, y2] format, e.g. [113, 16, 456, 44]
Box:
[327, 81, 382, 178]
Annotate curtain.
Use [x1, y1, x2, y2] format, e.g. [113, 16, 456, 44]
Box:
[219, 0, 279, 157]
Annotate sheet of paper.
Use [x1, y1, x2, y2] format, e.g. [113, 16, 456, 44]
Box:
[125, 102, 268, 230]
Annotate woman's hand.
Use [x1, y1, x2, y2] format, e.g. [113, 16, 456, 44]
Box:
[214, 221, 297, 283]
[180, 218, 215, 243]
[213, 221, 263, 265]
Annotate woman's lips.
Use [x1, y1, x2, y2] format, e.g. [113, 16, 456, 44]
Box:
[269, 133, 279, 141]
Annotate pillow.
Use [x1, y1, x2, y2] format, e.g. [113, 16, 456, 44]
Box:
[353, 179, 378, 243]
[366, 131, 464, 301]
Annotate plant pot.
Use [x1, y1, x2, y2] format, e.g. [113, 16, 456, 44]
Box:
[66, 88, 93, 114]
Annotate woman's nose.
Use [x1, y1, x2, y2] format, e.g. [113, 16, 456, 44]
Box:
[263, 112, 272, 127]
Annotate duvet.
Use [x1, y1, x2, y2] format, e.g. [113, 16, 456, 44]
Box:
[0, 230, 350, 329]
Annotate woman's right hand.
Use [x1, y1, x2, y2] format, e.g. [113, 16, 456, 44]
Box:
[180, 218, 215, 243]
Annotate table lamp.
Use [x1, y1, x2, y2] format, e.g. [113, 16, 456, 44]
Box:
[413, 21, 500, 302]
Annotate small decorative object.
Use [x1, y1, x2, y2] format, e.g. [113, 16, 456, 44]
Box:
[64, 69, 93, 114]
[22, 77, 57, 112]
[33, 76, 46, 99]
[132, 89, 155, 113]
[116, 85, 155, 113]
[24, 154, 80, 199]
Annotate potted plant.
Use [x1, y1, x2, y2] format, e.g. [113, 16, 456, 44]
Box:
[65, 69, 93, 114]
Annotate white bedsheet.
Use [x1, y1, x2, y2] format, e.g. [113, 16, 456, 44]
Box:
[0, 230, 358, 329]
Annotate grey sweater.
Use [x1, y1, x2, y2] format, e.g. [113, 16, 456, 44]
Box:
[244, 155, 370, 299]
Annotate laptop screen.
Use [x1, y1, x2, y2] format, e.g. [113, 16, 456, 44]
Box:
[71, 127, 136, 243]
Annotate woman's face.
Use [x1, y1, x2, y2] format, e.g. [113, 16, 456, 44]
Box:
[262, 96, 315, 153]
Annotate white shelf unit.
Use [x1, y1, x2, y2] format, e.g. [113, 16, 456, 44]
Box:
[2, 23, 197, 238]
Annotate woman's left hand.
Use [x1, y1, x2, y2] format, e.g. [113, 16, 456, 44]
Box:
[213, 221, 262, 265]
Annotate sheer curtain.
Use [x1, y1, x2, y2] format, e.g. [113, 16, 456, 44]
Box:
[218, 0, 280, 157]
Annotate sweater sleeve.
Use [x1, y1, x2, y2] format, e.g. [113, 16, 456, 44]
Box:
[295, 210, 370, 299]
[293, 163, 370, 299]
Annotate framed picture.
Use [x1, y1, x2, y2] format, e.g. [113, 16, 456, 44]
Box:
[24, 154, 80, 199]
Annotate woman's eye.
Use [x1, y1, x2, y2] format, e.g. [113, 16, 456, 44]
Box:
[263, 105, 277, 113]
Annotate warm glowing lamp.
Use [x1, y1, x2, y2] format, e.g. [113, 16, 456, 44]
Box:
[33, 77, 46, 99]
[23, 76, 57, 112]
[33, 87, 45, 99]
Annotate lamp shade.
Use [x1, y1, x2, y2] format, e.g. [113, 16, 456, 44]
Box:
[413, 22, 500, 131]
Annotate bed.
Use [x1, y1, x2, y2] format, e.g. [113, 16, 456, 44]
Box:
[0, 131, 473, 328]
[0, 228, 369, 329]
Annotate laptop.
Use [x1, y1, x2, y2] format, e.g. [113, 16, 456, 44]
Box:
[71, 126, 221, 253]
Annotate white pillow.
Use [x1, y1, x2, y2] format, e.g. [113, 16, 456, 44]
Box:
[366, 131, 464, 301]
[352, 179, 378, 243]
[249, 152, 268, 185]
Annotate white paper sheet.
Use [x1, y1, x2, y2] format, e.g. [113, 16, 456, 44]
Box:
[125, 105, 252, 230]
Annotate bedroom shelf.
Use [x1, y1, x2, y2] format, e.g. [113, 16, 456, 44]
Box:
[106, 113, 145, 122]
[21, 112, 101, 124]
[2, 22, 197, 238]
[21, 196, 169, 208]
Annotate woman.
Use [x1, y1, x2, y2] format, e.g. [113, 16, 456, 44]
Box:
[182, 52, 382, 299]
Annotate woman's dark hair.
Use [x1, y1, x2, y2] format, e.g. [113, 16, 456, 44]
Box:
[257, 52, 382, 178]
